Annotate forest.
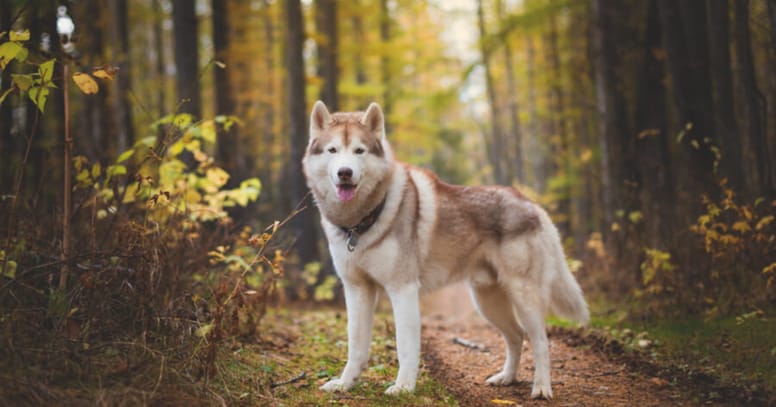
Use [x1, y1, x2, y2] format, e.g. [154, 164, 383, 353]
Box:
[1, 0, 775, 405]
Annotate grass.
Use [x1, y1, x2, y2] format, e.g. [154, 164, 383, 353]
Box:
[210, 308, 458, 406]
[582, 297, 776, 401]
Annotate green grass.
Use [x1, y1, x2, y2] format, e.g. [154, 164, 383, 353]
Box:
[211, 309, 458, 406]
[581, 298, 776, 398]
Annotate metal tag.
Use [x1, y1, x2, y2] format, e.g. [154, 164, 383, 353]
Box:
[346, 230, 359, 252]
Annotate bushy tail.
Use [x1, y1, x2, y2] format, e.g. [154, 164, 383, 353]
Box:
[549, 266, 590, 325]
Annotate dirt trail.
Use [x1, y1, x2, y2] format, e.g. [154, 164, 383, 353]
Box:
[419, 284, 711, 407]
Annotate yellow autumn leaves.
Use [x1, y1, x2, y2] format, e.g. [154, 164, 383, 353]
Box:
[71, 66, 119, 95]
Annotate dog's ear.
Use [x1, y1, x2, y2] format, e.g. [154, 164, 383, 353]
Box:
[360, 102, 384, 137]
[310, 100, 331, 136]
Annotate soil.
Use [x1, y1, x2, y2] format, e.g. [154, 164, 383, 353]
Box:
[419, 284, 736, 407]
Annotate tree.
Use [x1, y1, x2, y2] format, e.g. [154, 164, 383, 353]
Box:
[706, 0, 744, 191]
[107, 0, 134, 153]
[172, 0, 201, 117]
[315, 0, 339, 111]
[734, 0, 772, 197]
[285, 0, 320, 268]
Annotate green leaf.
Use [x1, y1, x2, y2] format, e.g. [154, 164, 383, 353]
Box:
[11, 74, 33, 91]
[0, 41, 24, 69]
[116, 148, 135, 164]
[28, 86, 50, 112]
[195, 323, 213, 338]
[0, 87, 13, 105]
[39, 59, 56, 84]
[134, 136, 157, 148]
[106, 164, 127, 182]
[91, 163, 102, 179]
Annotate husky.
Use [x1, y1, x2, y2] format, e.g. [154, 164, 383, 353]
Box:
[302, 101, 589, 399]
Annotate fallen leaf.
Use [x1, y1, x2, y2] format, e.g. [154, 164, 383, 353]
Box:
[92, 66, 119, 80]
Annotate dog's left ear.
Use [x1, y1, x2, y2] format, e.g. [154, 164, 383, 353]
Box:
[360, 102, 385, 137]
[310, 100, 331, 136]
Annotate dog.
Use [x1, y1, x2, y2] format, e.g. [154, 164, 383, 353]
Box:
[302, 101, 589, 399]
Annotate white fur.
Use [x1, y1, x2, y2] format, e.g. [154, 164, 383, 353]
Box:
[304, 101, 589, 399]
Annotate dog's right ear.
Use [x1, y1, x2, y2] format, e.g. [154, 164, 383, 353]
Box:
[310, 100, 331, 137]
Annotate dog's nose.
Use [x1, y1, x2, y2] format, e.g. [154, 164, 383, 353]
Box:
[337, 167, 353, 180]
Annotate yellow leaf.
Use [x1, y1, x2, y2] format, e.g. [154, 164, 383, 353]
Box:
[756, 215, 774, 231]
[490, 400, 517, 405]
[72, 72, 99, 94]
[732, 221, 751, 234]
[9, 30, 30, 41]
[92, 66, 118, 80]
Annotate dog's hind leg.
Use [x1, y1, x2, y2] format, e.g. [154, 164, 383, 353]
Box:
[510, 296, 552, 399]
[469, 283, 524, 386]
[320, 280, 378, 392]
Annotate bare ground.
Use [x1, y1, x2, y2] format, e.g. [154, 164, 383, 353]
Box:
[419, 284, 741, 407]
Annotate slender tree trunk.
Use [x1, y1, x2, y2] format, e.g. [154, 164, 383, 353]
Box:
[706, 0, 744, 191]
[496, 0, 524, 182]
[0, 0, 13, 190]
[213, 0, 245, 187]
[351, 0, 368, 106]
[525, 36, 544, 190]
[380, 0, 392, 131]
[172, 0, 201, 117]
[108, 0, 134, 153]
[315, 0, 339, 111]
[735, 0, 773, 197]
[152, 0, 165, 116]
[285, 0, 320, 267]
[546, 15, 571, 234]
[636, 0, 673, 249]
[767, 0, 776, 50]
[477, 0, 507, 185]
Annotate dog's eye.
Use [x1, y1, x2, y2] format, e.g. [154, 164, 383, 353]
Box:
[354, 148, 365, 155]
[327, 147, 337, 153]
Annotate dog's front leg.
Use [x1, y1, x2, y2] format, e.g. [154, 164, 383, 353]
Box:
[385, 283, 420, 395]
[320, 280, 377, 392]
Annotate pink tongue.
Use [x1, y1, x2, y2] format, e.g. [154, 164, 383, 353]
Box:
[337, 185, 356, 202]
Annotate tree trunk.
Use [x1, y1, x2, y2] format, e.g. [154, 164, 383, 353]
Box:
[767, 0, 776, 50]
[546, 15, 571, 234]
[525, 36, 545, 190]
[657, 0, 717, 201]
[591, 0, 639, 289]
[706, 0, 744, 191]
[477, 0, 507, 185]
[496, 0, 524, 182]
[315, 0, 339, 111]
[107, 0, 134, 153]
[380, 0, 392, 131]
[285, 0, 320, 268]
[213, 0, 246, 187]
[172, 0, 201, 118]
[734, 0, 773, 197]
[635, 0, 673, 249]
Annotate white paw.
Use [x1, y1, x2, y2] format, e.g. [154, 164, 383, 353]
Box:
[385, 381, 415, 395]
[320, 378, 355, 392]
[485, 371, 516, 386]
[530, 382, 553, 399]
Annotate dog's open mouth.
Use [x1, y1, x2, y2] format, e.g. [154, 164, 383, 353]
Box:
[336, 183, 357, 202]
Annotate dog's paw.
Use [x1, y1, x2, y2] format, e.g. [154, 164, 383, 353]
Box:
[530, 382, 553, 399]
[320, 378, 355, 392]
[485, 371, 516, 386]
[385, 382, 415, 395]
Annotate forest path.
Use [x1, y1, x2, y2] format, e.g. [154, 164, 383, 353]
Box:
[419, 284, 717, 407]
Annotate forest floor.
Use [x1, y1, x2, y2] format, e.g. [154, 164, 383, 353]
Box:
[252, 284, 772, 406]
[420, 285, 719, 406]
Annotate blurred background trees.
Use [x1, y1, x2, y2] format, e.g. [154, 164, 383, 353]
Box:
[1, 0, 774, 313]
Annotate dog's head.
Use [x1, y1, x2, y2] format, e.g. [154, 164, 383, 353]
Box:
[303, 101, 393, 204]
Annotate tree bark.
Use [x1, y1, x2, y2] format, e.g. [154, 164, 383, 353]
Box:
[635, 0, 673, 249]
[496, 0, 524, 183]
[213, 0, 246, 186]
[315, 0, 339, 111]
[706, 0, 744, 191]
[734, 0, 773, 197]
[285, 0, 320, 267]
[108, 0, 134, 153]
[546, 15, 571, 234]
[380, 0, 392, 131]
[172, 0, 201, 118]
[477, 0, 507, 185]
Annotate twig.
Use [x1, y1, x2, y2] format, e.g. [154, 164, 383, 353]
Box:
[270, 371, 306, 388]
[452, 336, 487, 351]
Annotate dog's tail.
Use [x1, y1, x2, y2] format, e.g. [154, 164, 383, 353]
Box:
[543, 214, 590, 325]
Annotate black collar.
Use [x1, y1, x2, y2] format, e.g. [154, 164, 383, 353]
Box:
[339, 197, 387, 252]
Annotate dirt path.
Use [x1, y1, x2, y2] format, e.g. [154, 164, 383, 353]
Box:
[419, 284, 714, 407]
